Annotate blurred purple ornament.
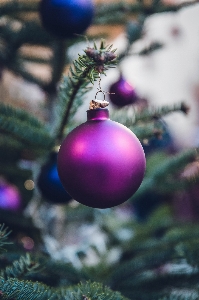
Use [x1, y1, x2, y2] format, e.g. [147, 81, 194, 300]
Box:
[109, 76, 138, 107]
[0, 179, 21, 211]
[172, 162, 199, 222]
[57, 108, 146, 209]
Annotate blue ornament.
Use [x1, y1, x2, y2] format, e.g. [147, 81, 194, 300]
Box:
[39, 0, 94, 38]
[37, 152, 72, 204]
[133, 190, 164, 221]
[142, 120, 174, 155]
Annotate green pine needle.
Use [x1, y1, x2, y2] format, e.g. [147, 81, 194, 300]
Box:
[1, 254, 41, 280]
[0, 103, 54, 150]
[0, 224, 12, 252]
[64, 281, 128, 300]
[131, 149, 197, 202]
[0, 279, 127, 300]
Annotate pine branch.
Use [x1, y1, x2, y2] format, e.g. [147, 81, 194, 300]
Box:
[0, 211, 41, 243]
[160, 290, 199, 300]
[109, 222, 199, 299]
[176, 239, 199, 269]
[28, 257, 88, 287]
[0, 103, 54, 150]
[0, 20, 52, 66]
[0, 136, 25, 162]
[1, 254, 41, 280]
[0, 278, 127, 300]
[64, 281, 128, 300]
[112, 102, 188, 128]
[133, 102, 189, 125]
[131, 149, 197, 202]
[119, 272, 199, 298]
[130, 123, 161, 141]
[0, 116, 52, 149]
[0, 20, 62, 90]
[137, 41, 164, 56]
[119, 213, 199, 257]
[4, 20, 52, 47]
[0, 225, 11, 251]
[0, 277, 57, 300]
[109, 247, 174, 290]
[47, 40, 67, 94]
[112, 102, 188, 141]
[0, 104, 45, 130]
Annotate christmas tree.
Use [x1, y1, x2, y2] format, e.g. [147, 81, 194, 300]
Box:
[0, 0, 199, 299]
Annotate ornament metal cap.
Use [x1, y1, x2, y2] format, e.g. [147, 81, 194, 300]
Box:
[87, 108, 109, 121]
[89, 99, 109, 110]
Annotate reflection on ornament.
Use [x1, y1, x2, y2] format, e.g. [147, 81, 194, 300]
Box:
[58, 108, 146, 208]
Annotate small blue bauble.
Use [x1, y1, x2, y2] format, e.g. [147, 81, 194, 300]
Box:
[39, 0, 94, 38]
[37, 152, 72, 204]
[142, 120, 174, 155]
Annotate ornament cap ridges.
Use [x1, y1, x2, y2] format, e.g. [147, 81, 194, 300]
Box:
[87, 108, 109, 121]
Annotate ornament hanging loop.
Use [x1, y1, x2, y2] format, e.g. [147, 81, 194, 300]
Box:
[89, 74, 110, 110]
[95, 90, 106, 101]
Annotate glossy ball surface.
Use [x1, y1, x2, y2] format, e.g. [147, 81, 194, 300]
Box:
[57, 109, 146, 209]
[37, 152, 72, 204]
[109, 76, 138, 107]
[40, 0, 94, 38]
[0, 180, 21, 211]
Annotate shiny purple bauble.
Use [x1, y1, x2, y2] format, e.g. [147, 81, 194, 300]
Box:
[0, 180, 21, 211]
[109, 76, 138, 107]
[39, 0, 94, 38]
[57, 109, 146, 209]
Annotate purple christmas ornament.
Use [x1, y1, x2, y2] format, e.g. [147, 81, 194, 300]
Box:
[0, 179, 21, 211]
[57, 108, 146, 209]
[109, 76, 138, 107]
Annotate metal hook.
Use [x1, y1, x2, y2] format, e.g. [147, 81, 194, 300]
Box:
[98, 73, 103, 90]
[94, 73, 107, 101]
[95, 90, 106, 101]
